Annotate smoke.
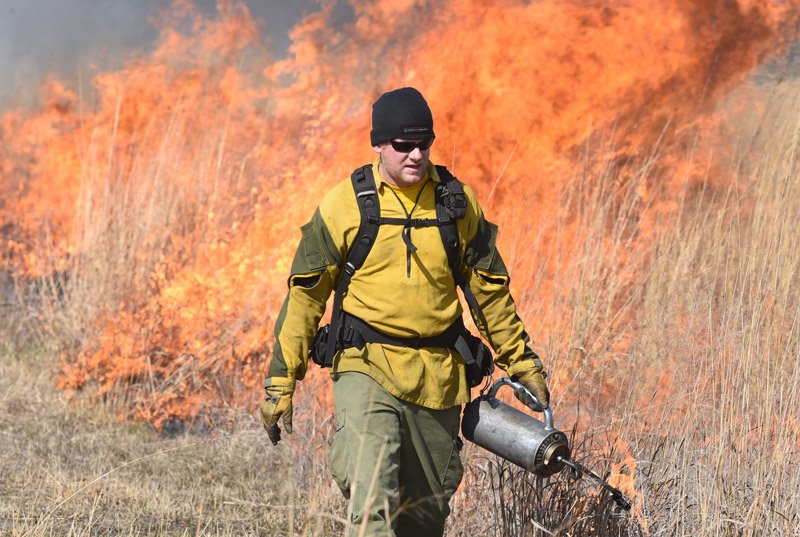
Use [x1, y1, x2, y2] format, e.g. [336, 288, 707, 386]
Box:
[0, 0, 332, 111]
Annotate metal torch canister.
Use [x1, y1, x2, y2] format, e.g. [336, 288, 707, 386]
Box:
[462, 378, 570, 477]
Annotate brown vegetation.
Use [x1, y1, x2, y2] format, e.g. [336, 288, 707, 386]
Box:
[3, 87, 799, 533]
[1, 2, 799, 535]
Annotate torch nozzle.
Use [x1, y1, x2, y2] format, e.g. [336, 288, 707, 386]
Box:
[556, 456, 632, 511]
[558, 455, 583, 479]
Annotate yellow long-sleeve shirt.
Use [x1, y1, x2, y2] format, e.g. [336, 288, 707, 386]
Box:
[267, 159, 542, 409]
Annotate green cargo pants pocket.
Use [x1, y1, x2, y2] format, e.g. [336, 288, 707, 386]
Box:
[330, 408, 351, 499]
[441, 436, 464, 500]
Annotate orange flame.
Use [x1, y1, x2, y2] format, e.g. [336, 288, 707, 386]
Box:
[608, 438, 648, 532]
[1, 0, 797, 435]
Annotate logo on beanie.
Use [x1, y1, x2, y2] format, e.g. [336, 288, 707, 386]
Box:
[403, 126, 431, 134]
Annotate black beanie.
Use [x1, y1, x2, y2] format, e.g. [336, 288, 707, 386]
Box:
[370, 87, 435, 146]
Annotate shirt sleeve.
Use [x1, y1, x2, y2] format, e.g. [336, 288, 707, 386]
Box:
[266, 207, 341, 382]
[460, 193, 544, 377]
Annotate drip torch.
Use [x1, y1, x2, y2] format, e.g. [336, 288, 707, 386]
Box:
[462, 377, 632, 511]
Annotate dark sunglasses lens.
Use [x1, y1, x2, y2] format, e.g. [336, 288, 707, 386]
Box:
[390, 137, 435, 152]
[391, 140, 417, 152]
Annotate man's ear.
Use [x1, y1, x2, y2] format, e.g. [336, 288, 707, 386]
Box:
[372, 144, 382, 154]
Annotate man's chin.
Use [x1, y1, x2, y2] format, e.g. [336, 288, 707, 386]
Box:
[402, 169, 425, 183]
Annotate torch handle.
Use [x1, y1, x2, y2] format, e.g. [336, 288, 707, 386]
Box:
[488, 378, 554, 430]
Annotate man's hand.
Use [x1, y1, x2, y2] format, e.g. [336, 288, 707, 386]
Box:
[259, 378, 294, 445]
[514, 367, 550, 409]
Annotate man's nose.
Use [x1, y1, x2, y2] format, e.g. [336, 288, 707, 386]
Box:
[409, 147, 424, 160]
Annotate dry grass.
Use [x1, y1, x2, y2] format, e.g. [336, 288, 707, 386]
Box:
[0, 343, 647, 536]
[2, 85, 799, 537]
[0, 345, 348, 536]
[457, 87, 800, 535]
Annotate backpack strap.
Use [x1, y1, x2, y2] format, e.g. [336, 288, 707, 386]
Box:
[434, 165, 488, 335]
[319, 164, 489, 371]
[435, 165, 468, 220]
[323, 165, 381, 366]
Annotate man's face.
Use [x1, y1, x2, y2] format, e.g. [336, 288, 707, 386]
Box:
[373, 138, 432, 187]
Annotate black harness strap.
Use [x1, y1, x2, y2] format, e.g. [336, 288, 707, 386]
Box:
[337, 311, 490, 383]
[318, 164, 491, 376]
[378, 217, 440, 227]
[323, 165, 380, 365]
[341, 312, 466, 350]
[383, 179, 434, 277]
[434, 166, 489, 336]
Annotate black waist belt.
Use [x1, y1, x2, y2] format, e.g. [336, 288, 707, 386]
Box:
[339, 312, 466, 352]
[325, 310, 495, 387]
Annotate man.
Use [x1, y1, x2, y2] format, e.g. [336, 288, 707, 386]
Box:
[260, 87, 549, 536]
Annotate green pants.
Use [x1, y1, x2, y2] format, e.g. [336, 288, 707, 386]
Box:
[330, 372, 464, 537]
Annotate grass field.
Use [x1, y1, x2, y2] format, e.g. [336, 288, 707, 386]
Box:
[0, 343, 353, 536]
[0, 341, 641, 536]
[3, 1, 800, 533]
[3, 90, 799, 535]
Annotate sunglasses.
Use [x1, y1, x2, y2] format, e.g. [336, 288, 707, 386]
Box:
[389, 137, 435, 153]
